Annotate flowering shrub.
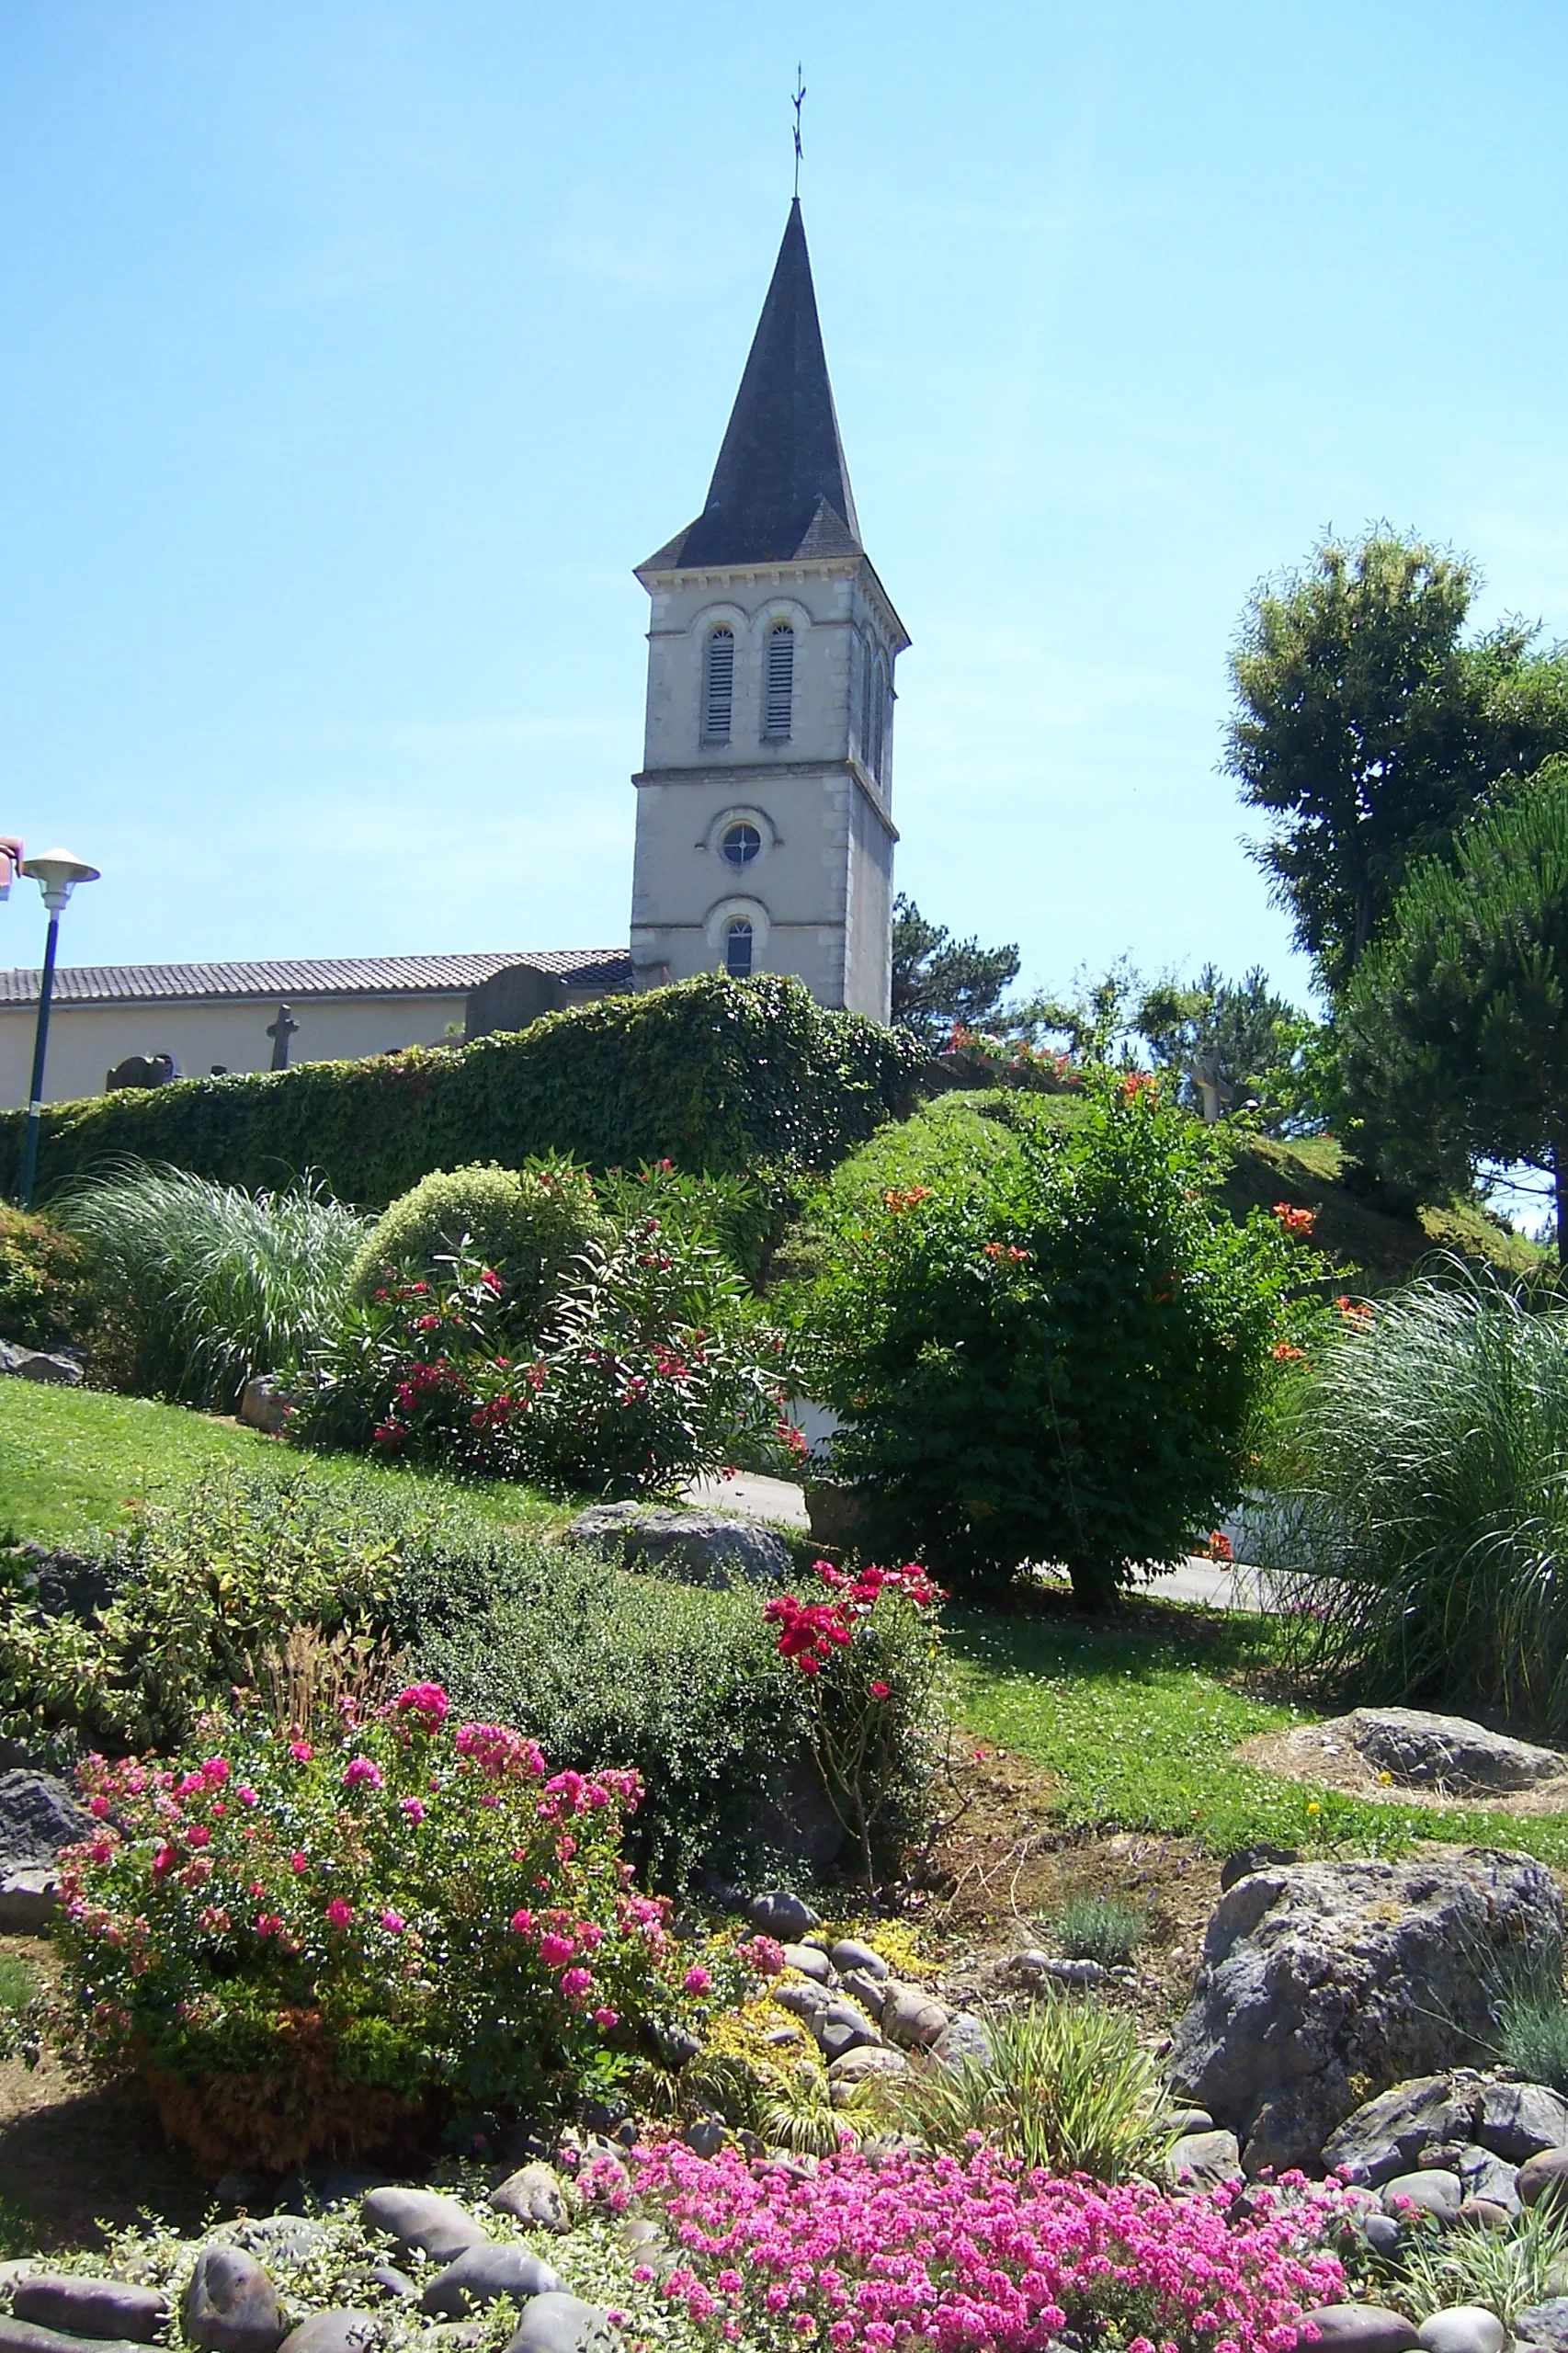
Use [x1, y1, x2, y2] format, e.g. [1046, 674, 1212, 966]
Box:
[798, 1073, 1318, 1606]
[762, 1562, 945, 1890]
[630, 2140, 1353, 2353]
[297, 1223, 801, 1492]
[0, 1203, 90, 1348]
[53, 1686, 754, 2169]
[345, 1157, 608, 1332]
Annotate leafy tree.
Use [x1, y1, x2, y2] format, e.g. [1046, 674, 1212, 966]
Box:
[890, 895, 1020, 1049]
[1226, 530, 1568, 995]
[1135, 964, 1326, 1134]
[1004, 957, 1144, 1065]
[1340, 761, 1568, 1249]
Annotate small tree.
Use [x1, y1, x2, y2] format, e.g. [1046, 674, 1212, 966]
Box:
[891, 895, 1020, 1049]
[799, 1078, 1307, 1607]
[1226, 530, 1568, 994]
[1341, 762, 1568, 1250]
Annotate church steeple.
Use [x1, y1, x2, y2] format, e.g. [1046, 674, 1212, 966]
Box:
[642, 202, 862, 570]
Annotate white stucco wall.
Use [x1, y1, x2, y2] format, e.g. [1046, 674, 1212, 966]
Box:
[0, 989, 470, 1111]
[631, 553, 903, 1020]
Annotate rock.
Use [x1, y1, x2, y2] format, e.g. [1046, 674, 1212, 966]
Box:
[184, 2247, 287, 2353]
[829, 1940, 889, 1980]
[933, 2015, 993, 2069]
[1360, 2215, 1405, 2257]
[421, 2246, 562, 2317]
[771, 1979, 828, 2023]
[652, 2024, 701, 2069]
[1518, 2148, 1568, 2208]
[0, 1770, 95, 1930]
[1168, 1851, 1562, 2176]
[275, 2322, 381, 2353]
[1292, 2308, 1420, 2353]
[488, 2164, 572, 2232]
[0, 1867, 61, 1932]
[827, 2045, 908, 2089]
[235, 2220, 330, 2258]
[361, 2187, 489, 2262]
[747, 1891, 822, 1939]
[1455, 2146, 1520, 2214]
[1513, 2305, 1568, 2353]
[0, 1344, 82, 1386]
[680, 2120, 728, 2158]
[781, 1944, 835, 1984]
[0, 2326, 152, 2353]
[1456, 2198, 1513, 2230]
[505, 2295, 613, 2353]
[367, 2269, 418, 2302]
[1416, 2312, 1506, 2353]
[1347, 1708, 1565, 1794]
[1478, 2081, 1568, 2161]
[238, 1378, 294, 1435]
[815, 2001, 883, 2062]
[1381, 2169, 1462, 2222]
[425, 2331, 487, 2351]
[12, 2281, 168, 2344]
[1040, 1958, 1106, 1987]
[564, 1505, 791, 1591]
[1164, 2109, 1215, 2136]
[617, 2221, 663, 2252]
[1166, 2130, 1242, 2188]
[880, 1984, 950, 2050]
[1220, 1844, 1300, 1893]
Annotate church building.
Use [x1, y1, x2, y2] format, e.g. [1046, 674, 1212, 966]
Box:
[0, 201, 905, 1108]
[630, 199, 907, 1023]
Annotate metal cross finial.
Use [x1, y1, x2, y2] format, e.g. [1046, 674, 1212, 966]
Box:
[792, 64, 805, 198]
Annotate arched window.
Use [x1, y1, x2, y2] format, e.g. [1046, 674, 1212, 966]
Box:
[702, 628, 734, 744]
[723, 917, 755, 978]
[720, 821, 762, 868]
[763, 622, 794, 740]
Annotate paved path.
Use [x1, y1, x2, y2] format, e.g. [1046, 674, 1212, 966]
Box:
[681, 1472, 1278, 1610]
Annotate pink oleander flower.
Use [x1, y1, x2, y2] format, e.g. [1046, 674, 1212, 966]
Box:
[594, 2006, 619, 2029]
[324, 1897, 354, 1928]
[381, 1910, 405, 1934]
[290, 1852, 309, 1874]
[236, 1786, 258, 1808]
[539, 1931, 575, 1967]
[88, 1795, 110, 1819]
[401, 1797, 426, 1824]
[393, 1681, 450, 1729]
[683, 1965, 712, 1995]
[185, 1824, 210, 1847]
[201, 1756, 231, 1787]
[289, 1740, 313, 1764]
[560, 1966, 594, 2000]
[510, 1908, 534, 1936]
[343, 1756, 384, 1791]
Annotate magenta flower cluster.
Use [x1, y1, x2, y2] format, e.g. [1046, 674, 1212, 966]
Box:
[627, 2141, 1352, 2353]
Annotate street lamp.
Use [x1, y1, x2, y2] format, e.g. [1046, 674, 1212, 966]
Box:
[17, 847, 99, 1209]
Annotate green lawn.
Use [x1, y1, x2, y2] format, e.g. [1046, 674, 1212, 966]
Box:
[947, 1600, 1568, 1869]
[0, 1380, 569, 1549]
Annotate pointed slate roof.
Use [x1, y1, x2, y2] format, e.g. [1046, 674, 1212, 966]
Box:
[642, 201, 862, 571]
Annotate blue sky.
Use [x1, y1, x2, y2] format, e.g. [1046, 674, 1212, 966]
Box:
[3, 3, 1566, 1008]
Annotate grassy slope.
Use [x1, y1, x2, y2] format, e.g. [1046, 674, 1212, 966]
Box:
[0, 1381, 567, 1549]
[948, 1600, 1568, 1868]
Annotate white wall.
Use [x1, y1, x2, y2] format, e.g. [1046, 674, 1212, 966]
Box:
[0, 988, 469, 1110]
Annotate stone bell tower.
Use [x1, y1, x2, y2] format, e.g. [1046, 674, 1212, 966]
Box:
[630, 200, 908, 1022]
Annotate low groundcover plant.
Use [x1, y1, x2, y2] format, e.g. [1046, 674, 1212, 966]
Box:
[627, 2139, 1354, 2353]
[53, 1684, 763, 2171]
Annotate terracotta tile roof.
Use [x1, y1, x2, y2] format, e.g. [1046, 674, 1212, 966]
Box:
[0, 948, 633, 1008]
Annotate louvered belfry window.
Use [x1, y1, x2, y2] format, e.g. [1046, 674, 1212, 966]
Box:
[703, 629, 734, 744]
[763, 623, 794, 740]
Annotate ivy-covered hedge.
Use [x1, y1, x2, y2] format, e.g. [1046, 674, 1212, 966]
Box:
[0, 976, 926, 1209]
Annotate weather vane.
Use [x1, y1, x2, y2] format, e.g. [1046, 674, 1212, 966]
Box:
[792, 63, 805, 198]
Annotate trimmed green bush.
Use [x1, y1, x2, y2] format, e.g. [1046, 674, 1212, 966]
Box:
[1, 976, 926, 1207]
[347, 1158, 608, 1334]
[0, 1206, 91, 1348]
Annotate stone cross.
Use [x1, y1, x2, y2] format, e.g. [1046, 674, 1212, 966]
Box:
[266, 1003, 300, 1071]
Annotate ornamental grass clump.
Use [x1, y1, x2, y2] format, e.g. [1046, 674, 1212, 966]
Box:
[629, 2139, 1355, 2353]
[1265, 1261, 1568, 1738]
[53, 1683, 759, 2171]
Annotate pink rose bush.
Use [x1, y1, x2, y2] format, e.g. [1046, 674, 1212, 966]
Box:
[53, 1685, 756, 2170]
[630, 2141, 1354, 2353]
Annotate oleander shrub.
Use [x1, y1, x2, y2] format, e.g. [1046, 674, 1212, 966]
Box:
[0, 1205, 92, 1349]
[632, 2138, 1355, 2353]
[2, 975, 926, 1204]
[54, 1692, 764, 2168]
[795, 1073, 1312, 1606]
[346, 1158, 608, 1336]
[57, 1164, 368, 1407]
[296, 1224, 800, 1492]
[1264, 1261, 1568, 1738]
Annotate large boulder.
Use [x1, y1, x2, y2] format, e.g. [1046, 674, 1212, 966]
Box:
[562, 1505, 791, 1590]
[1168, 1849, 1562, 2176]
[1346, 1708, 1565, 1793]
[0, 1769, 94, 1930]
[1324, 2071, 1568, 2184]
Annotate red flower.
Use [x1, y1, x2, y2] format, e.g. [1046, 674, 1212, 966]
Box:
[869, 1680, 891, 1699]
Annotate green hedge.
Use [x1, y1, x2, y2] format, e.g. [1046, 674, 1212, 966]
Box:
[0, 976, 926, 1210]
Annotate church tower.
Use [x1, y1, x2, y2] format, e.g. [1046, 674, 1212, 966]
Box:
[630, 201, 908, 1022]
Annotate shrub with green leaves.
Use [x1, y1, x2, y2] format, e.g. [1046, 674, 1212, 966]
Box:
[58, 1163, 367, 1406]
[0, 1206, 91, 1349]
[1265, 1262, 1568, 1739]
[796, 1074, 1310, 1605]
[1046, 1892, 1147, 1968]
[347, 1158, 608, 1335]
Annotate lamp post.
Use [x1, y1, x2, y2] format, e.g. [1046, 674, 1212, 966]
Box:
[17, 847, 99, 1210]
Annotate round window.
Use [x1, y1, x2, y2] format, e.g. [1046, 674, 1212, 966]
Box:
[720, 821, 763, 868]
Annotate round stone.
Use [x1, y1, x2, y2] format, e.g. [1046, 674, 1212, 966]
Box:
[1520, 2149, 1568, 2208]
[276, 2319, 381, 2353]
[505, 2295, 614, 2353]
[361, 2188, 489, 2262]
[1455, 2199, 1512, 2231]
[829, 1940, 890, 1980]
[1416, 2309, 1506, 2353]
[488, 2165, 572, 2233]
[184, 2247, 287, 2353]
[780, 1944, 834, 1984]
[1293, 2307, 1421, 2353]
[1381, 2170, 1462, 2223]
[13, 2279, 168, 2344]
[421, 2245, 563, 2318]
